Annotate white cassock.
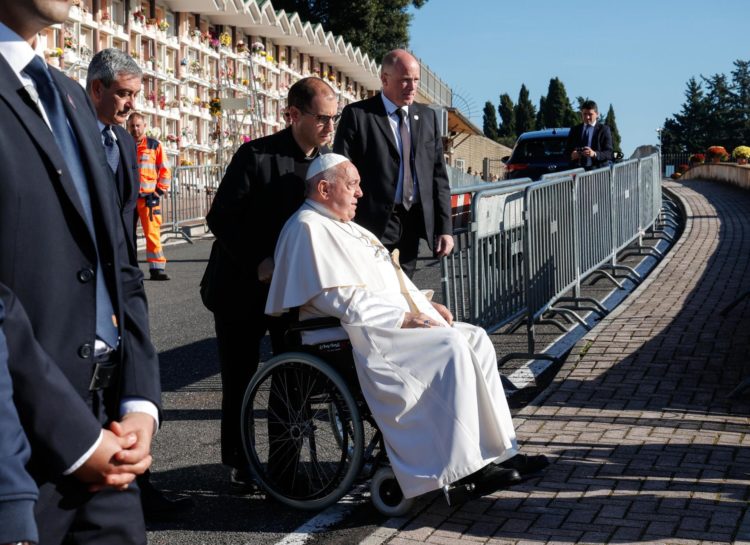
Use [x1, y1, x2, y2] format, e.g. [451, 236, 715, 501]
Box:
[266, 200, 518, 498]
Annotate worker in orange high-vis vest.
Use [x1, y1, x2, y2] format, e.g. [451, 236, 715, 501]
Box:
[128, 112, 171, 280]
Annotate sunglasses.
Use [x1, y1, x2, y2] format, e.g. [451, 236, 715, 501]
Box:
[302, 111, 341, 126]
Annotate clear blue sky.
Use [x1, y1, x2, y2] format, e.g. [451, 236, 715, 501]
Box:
[407, 0, 748, 156]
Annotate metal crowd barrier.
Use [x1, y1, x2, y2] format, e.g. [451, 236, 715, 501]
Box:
[441, 153, 666, 364]
[160, 164, 224, 242]
[441, 179, 531, 327]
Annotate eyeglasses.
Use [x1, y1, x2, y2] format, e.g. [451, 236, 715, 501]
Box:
[302, 111, 341, 126]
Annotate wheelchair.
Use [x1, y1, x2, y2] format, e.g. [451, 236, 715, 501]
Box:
[239, 316, 417, 516]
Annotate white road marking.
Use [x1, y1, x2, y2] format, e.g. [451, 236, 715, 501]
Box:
[272, 485, 369, 545]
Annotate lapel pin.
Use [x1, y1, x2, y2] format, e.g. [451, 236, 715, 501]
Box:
[414, 115, 419, 120]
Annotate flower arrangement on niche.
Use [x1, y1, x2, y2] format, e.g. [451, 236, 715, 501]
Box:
[189, 60, 202, 75]
[251, 42, 265, 55]
[100, 10, 110, 23]
[236, 40, 247, 53]
[158, 20, 169, 32]
[706, 145, 729, 162]
[63, 28, 76, 49]
[209, 97, 222, 117]
[219, 32, 232, 48]
[46, 47, 64, 58]
[731, 145, 750, 164]
[132, 10, 145, 24]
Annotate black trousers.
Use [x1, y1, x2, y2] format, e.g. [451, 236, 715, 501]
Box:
[213, 299, 286, 470]
[380, 203, 427, 279]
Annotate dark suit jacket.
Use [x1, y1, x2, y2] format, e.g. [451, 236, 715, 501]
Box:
[565, 122, 614, 169]
[111, 124, 139, 265]
[0, 55, 160, 478]
[333, 94, 452, 248]
[201, 128, 311, 315]
[0, 287, 38, 544]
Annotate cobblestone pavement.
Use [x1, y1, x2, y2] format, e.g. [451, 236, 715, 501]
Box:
[371, 179, 750, 544]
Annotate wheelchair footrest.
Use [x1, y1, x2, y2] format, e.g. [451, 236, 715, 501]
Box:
[442, 482, 476, 506]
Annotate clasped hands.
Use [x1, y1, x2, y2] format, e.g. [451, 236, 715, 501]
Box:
[73, 412, 155, 492]
[402, 301, 453, 329]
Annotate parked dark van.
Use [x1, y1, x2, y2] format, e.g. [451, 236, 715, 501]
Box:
[503, 128, 571, 180]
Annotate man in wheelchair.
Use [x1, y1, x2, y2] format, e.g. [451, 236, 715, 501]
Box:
[265, 154, 548, 503]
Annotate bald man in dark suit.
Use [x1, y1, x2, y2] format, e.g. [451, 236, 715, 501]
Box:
[334, 49, 454, 277]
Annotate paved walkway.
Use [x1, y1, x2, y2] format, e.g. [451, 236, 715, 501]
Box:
[374, 179, 750, 545]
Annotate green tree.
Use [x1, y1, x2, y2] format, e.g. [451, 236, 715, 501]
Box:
[663, 77, 710, 152]
[540, 77, 575, 129]
[702, 73, 735, 149]
[536, 96, 546, 129]
[605, 104, 622, 154]
[272, 0, 428, 62]
[497, 93, 515, 138]
[731, 60, 750, 145]
[513, 84, 537, 136]
[659, 117, 683, 153]
[482, 101, 499, 141]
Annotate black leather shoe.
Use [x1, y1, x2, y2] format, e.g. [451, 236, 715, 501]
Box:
[149, 269, 170, 281]
[498, 453, 549, 475]
[458, 464, 522, 497]
[140, 482, 193, 521]
[229, 467, 257, 495]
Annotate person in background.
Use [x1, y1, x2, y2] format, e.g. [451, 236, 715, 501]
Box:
[88, 48, 192, 521]
[565, 99, 614, 170]
[128, 112, 171, 281]
[200, 77, 336, 491]
[334, 49, 454, 278]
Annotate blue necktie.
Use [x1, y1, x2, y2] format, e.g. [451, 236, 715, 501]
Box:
[582, 125, 593, 166]
[24, 56, 119, 348]
[102, 126, 120, 174]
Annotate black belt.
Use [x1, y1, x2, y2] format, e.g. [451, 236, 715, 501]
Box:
[89, 352, 118, 391]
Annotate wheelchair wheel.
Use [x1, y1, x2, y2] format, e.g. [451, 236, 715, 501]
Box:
[370, 467, 414, 517]
[241, 352, 364, 511]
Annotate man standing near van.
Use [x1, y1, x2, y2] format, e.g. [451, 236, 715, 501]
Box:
[565, 99, 613, 170]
